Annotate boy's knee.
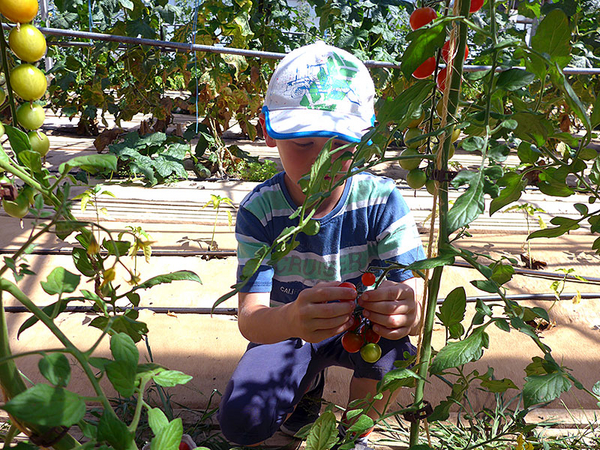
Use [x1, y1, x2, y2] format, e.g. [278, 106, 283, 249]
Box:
[218, 391, 280, 445]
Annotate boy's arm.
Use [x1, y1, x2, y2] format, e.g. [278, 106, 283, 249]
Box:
[238, 283, 357, 344]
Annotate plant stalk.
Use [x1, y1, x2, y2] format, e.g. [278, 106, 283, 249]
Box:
[408, 0, 471, 445]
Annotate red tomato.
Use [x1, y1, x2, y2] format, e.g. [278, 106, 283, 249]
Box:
[361, 272, 376, 287]
[412, 57, 436, 79]
[342, 332, 363, 353]
[436, 67, 448, 92]
[364, 327, 381, 344]
[469, 0, 485, 13]
[338, 281, 356, 290]
[441, 41, 469, 63]
[179, 442, 190, 450]
[409, 7, 437, 30]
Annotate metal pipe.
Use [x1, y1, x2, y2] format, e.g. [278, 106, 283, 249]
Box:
[3, 292, 597, 315]
[4, 24, 600, 75]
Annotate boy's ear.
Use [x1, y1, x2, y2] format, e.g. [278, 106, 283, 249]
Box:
[259, 113, 277, 148]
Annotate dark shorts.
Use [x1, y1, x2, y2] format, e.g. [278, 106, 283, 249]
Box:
[217, 333, 415, 445]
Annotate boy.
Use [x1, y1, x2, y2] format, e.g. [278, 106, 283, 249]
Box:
[218, 41, 425, 449]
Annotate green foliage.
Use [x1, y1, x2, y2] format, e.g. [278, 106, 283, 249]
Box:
[106, 131, 190, 185]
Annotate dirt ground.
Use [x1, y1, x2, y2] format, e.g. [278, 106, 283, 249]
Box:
[2, 111, 600, 448]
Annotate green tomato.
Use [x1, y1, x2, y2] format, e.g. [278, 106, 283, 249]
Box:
[28, 130, 50, 157]
[9, 24, 47, 63]
[0, 89, 5, 105]
[360, 343, 382, 363]
[2, 193, 29, 219]
[10, 64, 47, 101]
[0, 122, 4, 137]
[406, 169, 427, 189]
[398, 148, 422, 171]
[403, 127, 426, 149]
[16, 102, 45, 130]
[426, 179, 437, 195]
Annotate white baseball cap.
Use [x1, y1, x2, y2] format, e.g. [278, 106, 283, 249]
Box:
[262, 41, 375, 143]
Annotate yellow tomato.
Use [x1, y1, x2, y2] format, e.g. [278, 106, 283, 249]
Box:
[9, 24, 47, 62]
[0, 0, 39, 23]
[10, 64, 47, 101]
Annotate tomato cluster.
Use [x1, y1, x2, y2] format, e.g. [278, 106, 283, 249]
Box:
[339, 275, 383, 364]
[0, 0, 49, 220]
[409, 4, 479, 85]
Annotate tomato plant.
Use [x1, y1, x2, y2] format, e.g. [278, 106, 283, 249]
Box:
[2, 192, 29, 219]
[360, 343, 382, 363]
[341, 331, 364, 353]
[339, 281, 357, 291]
[0, 0, 38, 23]
[8, 23, 47, 63]
[16, 102, 45, 130]
[412, 56, 436, 79]
[364, 327, 380, 344]
[361, 272, 376, 287]
[441, 41, 469, 63]
[409, 7, 437, 30]
[28, 130, 49, 157]
[469, 0, 485, 13]
[10, 64, 47, 101]
[406, 168, 427, 189]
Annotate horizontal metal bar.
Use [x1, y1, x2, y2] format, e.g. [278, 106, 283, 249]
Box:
[4, 24, 600, 75]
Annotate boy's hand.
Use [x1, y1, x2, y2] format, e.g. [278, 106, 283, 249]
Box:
[288, 281, 357, 343]
[357, 279, 422, 340]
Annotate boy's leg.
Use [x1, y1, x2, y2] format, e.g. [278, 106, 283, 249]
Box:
[217, 338, 324, 446]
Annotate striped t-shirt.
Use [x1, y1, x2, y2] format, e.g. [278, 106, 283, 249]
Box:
[236, 171, 425, 305]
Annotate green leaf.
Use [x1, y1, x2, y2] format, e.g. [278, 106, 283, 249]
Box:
[72, 247, 97, 277]
[496, 69, 536, 91]
[530, 9, 571, 68]
[377, 80, 435, 126]
[513, 112, 553, 146]
[407, 253, 455, 271]
[39, 353, 71, 387]
[90, 315, 149, 343]
[347, 414, 375, 436]
[491, 263, 514, 285]
[41, 267, 80, 296]
[517, 141, 541, 164]
[106, 360, 136, 398]
[550, 64, 592, 133]
[447, 173, 485, 234]
[111, 333, 139, 365]
[97, 410, 135, 450]
[401, 24, 446, 78]
[18, 150, 42, 173]
[471, 279, 499, 293]
[523, 371, 572, 408]
[430, 327, 489, 374]
[151, 418, 183, 450]
[152, 370, 193, 387]
[59, 154, 118, 175]
[490, 172, 527, 215]
[133, 270, 202, 291]
[147, 407, 169, 435]
[480, 377, 518, 393]
[103, 239, 131, 257]
[306, 410, 339, 450]
[17, 302, 68, 338]
[591, 94, 600, 130]
[4, 125, 32, 155]
[378, 367, 421, 391]
[437, 287, 467, 330]
[3, 384, 86, 427]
